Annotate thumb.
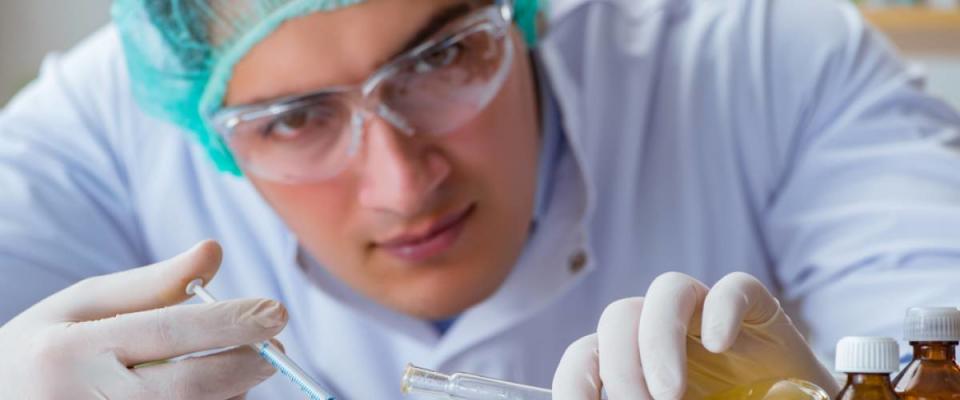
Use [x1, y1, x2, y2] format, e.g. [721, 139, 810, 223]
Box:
[36, 240, 222, 322]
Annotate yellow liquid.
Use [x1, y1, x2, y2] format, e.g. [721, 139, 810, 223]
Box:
[705, 378, 831, 400]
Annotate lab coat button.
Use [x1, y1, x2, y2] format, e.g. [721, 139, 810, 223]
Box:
[569, 251, 588, 274]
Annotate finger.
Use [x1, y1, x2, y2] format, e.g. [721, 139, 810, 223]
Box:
[41, 240, 222, 322]
[700, 272, 780, 353]
[553, 334, 603, 400]
[133, 344, 276, 400]
[637, 272, 709, 400]
[270, 338, 286, 353]
[74, 298, 287, 365]
[597, 297, 652, 400]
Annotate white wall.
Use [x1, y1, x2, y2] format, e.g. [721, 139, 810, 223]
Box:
[914, 57, 960, 110]
[0, 1, 112, 106]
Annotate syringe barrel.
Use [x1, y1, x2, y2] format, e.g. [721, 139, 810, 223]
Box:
[186, 279, 335, 400]
[254, 342, 335, 400]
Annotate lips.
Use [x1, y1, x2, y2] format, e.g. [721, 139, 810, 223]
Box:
[377, 204, 475, 263]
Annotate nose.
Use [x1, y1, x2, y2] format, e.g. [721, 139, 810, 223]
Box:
[357, 116, 451, 217]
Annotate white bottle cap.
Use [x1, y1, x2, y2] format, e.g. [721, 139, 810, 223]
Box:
[903, 307, 960, 342]
[835, 336, 899, 373]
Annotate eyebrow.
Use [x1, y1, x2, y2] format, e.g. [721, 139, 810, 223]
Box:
[227, 2, 479, 108]
[388, 1, 476, 61]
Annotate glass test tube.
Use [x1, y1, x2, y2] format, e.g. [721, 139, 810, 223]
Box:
[402, 364, 552, 400]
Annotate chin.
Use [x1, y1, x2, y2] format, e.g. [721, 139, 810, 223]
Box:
[377, 262, 512, 320]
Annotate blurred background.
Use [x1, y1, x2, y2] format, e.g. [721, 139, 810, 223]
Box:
[0, 0, 112, 106]
[0, 1, 958, 108]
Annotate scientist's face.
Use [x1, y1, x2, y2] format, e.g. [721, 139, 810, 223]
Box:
[224, 0, 540, 319]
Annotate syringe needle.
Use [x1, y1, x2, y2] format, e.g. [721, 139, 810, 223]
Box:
[186, 279, 336, 400]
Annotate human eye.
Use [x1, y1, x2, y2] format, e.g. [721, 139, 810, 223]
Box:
[413, 41, 466, 74]
[263, 102, 344, 140]
[265, 109, 309, 139]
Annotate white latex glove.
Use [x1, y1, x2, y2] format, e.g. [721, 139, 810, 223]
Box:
[553, 272, 840, 400]
[0, 241, 287, 400]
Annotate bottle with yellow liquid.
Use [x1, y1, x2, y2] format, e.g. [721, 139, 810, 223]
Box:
[834, 337, 901, 400]
[892, 307, 960, 399]
[401, 364, 829, 399]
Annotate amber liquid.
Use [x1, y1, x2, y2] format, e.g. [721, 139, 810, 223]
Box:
[836, 373, 900, 400]
[704, 378, 830, 400]
[893, 342, 960, 399]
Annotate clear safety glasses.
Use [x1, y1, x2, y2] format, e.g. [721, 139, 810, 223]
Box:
[210, 3, 517, 183]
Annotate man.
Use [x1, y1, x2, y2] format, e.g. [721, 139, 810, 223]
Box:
[1, 0, 959, 398]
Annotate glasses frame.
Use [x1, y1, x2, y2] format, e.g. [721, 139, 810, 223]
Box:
[208, 2, 517, 182]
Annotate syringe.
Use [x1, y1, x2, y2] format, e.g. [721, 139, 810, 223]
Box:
[186, 279, 336, 400]
[401, 364, 552, 400]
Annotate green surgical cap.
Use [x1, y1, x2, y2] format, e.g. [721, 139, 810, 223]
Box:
[112, 0, 543, 175]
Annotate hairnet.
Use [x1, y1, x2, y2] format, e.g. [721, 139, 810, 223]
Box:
[111, 0, 543, 174]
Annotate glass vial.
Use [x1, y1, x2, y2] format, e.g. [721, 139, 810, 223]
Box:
[893, 307, 960, 399]
[835, 336, 901, 400]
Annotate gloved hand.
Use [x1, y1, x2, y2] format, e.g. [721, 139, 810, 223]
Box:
[552, 272, 841, 400]
[0, 240, 287, 400]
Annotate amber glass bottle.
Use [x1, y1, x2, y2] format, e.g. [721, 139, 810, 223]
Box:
[893, 307, 960, 399]
[835, 337, 901, 400]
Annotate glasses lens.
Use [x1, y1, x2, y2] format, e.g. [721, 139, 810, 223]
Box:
[226, 93, 355, 182]
[379, 23, 513, 135]
[217, 8, 513, 183]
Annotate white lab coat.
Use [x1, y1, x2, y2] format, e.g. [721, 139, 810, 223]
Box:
[2, 0, 960, 398]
